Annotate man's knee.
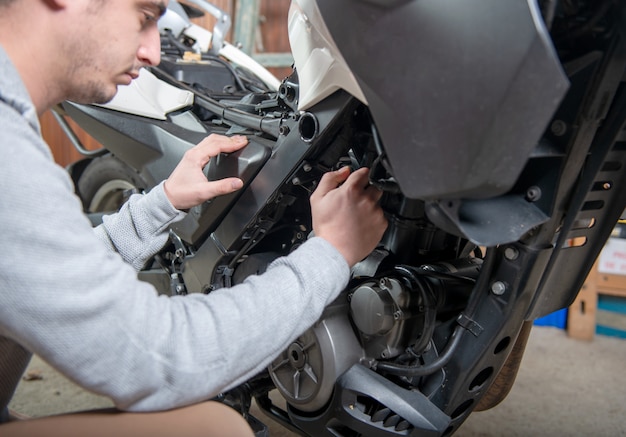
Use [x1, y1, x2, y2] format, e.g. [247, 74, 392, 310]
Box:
[0, 401, 254, 437]
[183, 401, 255, 436]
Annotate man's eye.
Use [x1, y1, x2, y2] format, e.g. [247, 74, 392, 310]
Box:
[140, 9, 160, 26]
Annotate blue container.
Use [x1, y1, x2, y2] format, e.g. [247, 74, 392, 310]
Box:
[534, 308, 568, 329]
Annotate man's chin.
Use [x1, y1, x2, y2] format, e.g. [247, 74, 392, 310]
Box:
[67, 84, 117, 105]
[90, 87, 118, 105]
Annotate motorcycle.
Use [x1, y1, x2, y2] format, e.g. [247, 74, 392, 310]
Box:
[53, 0, 626, 435]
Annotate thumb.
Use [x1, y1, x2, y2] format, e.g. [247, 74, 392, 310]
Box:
[313, 166, 351, 198]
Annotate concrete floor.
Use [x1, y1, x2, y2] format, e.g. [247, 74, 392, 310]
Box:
[9, 326, 626, 436]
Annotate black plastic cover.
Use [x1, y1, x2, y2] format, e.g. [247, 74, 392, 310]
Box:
[158, 57, 239, 93]
[315, 0, 569, 199]
[171, 138, 272, 243]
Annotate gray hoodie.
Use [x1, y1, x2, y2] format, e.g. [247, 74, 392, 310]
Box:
[0, 45, 349, 416]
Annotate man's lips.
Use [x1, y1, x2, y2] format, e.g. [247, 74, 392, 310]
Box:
[118, 71, 139, 85]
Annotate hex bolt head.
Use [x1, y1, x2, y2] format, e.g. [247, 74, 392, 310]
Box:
[279, 125, 290, 136]
[504, 247, 519, 261]
[491, 281, 507, 296]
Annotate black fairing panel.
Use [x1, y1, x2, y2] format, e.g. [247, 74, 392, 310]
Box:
[314, 0, 569, 200]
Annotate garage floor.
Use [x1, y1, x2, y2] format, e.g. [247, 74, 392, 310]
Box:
[8, 326, 626, 436]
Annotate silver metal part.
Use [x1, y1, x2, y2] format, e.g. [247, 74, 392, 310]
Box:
[491, 281, 507, 296]
[269, 297, 363, 412]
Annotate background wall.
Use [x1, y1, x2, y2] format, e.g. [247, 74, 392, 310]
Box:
[44, 0, 292, 167]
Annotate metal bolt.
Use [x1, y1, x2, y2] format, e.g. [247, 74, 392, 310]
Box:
[550, 120, 567, 136]
[526, 186, 542, 202]
[504, 247, 519, 261]
[491, 281, 507, 296]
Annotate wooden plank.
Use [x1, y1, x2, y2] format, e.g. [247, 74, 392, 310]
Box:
[597, 271, 626, 295]
[568, 261, 599, 341]
[568, 259, 626, 340]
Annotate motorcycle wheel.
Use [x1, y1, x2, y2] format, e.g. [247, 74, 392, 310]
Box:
[77, 154, 147, 214]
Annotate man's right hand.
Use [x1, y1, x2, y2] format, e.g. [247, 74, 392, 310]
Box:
[310, 167, 388, 267]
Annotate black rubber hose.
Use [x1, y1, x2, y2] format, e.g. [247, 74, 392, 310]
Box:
[375, 324, 464, 377]
[373, 248, 497, 377]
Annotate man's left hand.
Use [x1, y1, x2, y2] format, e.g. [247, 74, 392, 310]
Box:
[164, 134, 248, 210]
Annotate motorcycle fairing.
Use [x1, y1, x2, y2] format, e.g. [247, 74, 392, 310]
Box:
[310, 0, 569, 200]
[171, 138, 273, 244]
[95, 69, 195, 120]
[288, 0, 368, 110]
[61, 101, 209, 187]
[424, 195, 550, 247]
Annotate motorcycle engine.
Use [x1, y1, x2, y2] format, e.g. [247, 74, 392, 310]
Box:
[349, 276, 425, 360]
[268, 255, 478, 413]
[268, 296, 361, 412]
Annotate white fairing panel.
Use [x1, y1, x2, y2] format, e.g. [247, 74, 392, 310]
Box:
[99, 69, 194, 120]
[288, 0, 367, 110]
[219, 42, 281, 91]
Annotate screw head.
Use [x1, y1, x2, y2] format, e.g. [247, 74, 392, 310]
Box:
[504, 247, 519, 261]
[491, 281, 507, 296]
[551, 120, 567, 136]
[526, 186, 542, 202]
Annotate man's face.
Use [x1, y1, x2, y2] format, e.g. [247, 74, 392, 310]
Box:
[63, 0, 167, 104]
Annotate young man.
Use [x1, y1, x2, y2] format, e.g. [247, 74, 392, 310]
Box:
[0, 0, 388, 435]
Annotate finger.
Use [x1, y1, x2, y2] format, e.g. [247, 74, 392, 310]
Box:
[313, 166, 351, 198]
[341, 167, 371, 190]
[365, 185, 384, 203]
[195, 134, 249, 166]
[341, 168, 384, 203]
[200, 178, 244, 200]
[204, 134, 248, 155]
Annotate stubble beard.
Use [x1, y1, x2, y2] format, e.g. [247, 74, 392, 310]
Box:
[77, 82, 117, 104]
[66, 63, 117, 104]
[61, 27, 120, 105]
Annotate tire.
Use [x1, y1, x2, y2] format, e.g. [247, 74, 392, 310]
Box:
[77, 154, 147, 214]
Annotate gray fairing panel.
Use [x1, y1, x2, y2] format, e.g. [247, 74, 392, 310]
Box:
[315, 0, 569, 199]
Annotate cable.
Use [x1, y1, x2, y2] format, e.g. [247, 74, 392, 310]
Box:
[372, 248, 497, 377]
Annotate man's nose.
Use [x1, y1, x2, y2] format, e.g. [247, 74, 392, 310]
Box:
[137, 25, 161, 67]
